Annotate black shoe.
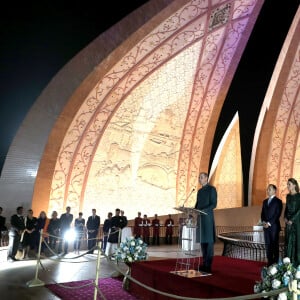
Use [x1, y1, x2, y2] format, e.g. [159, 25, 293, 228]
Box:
[198, 265, 211, 273]
[7, 256, 18, 262]
[197, 265, 204, 272]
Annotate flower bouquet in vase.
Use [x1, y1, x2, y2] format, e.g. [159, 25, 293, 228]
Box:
[254, 257, 300, 300]
[114, 236, 148, 290]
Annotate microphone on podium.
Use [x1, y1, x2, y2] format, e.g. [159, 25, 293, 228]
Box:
[182, 187, 196, 207]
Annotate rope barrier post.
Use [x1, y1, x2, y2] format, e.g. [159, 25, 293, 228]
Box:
[93, 241, 102, 300]
[289, 279, 299, 300]
[26, 229, 45, 287]
[118, 228, 121, 247]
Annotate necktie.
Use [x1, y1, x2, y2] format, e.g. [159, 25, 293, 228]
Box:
[268, 197, 272, 205]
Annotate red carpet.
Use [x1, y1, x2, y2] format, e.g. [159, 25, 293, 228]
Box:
[46, 277, 137, 300]
[130, 256, 265, 299]
[46, 256, 265, 300]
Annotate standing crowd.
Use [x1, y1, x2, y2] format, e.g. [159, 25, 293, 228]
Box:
[1, 174, 299, 270]
[5, 206, 103, 262]
[3, 205, 176, 263]
[132, 212, 175, 246]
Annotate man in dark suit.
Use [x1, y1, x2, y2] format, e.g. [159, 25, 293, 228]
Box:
[7, 206, 26, 261]
[86, 208, 100, 254]
[261, 184, 283, 266]
[58, 206, 73, 254]
[194, 172, 217, 273]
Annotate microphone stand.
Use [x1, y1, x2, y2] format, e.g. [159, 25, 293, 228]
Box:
[182, 188, 195, 207]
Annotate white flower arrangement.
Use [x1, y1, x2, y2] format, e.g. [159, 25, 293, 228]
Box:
[115, 236, 148, 265]
[254, 257, 300, 300]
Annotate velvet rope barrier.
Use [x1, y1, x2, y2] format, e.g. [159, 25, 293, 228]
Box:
[25, 229, 299, 300]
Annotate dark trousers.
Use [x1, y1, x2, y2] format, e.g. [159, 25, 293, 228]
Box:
[34, 231, 47, 253]
[49, 236, 58, 251]
[102, 234, 108, 251]
[165, 234, 172, 244]
[200, 242, 214, 272]
[152, 235, 160, 245]
[143, 236, 150, 245]
[264, 228, 280, 265]
[58, 230, 69, 253]
[74, 235, 83, 251]
[87, 230, 98, 253]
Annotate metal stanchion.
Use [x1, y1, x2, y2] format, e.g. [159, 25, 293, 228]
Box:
[289, 279, 299, 300]
[118, 228, 121, 246]
[93, 241, 102, 300]
[27, 229, 45, 287]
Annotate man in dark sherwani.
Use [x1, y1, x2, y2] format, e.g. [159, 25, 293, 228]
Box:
[152, 214, 160, 245]
[133, 211, 143, 239]
[194, 172, 217, 273]
[108, 208, 126, 244]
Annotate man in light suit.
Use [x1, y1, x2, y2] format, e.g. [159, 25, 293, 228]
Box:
[261, 184, 283, 266]
[86, 208, 100, 254]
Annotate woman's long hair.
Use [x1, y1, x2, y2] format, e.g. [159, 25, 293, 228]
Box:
[288, 177, 300, 193]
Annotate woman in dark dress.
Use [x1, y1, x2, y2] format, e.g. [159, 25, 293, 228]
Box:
[284, 178, 300, 266]
[22, 209, 37, 259]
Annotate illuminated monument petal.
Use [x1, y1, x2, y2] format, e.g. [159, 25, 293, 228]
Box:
[250, 6, 300, 205]
[209, 112, 243, 209]
[27, 0, 264, 220]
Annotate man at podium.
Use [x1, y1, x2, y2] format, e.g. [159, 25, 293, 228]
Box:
[194, 172, 217, 273]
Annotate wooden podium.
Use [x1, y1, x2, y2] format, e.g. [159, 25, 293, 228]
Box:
[171, 206, 208, 277]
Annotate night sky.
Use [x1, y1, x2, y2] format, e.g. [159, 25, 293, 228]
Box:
[0, 0, 149, 173]
[1, 0, 299, 201]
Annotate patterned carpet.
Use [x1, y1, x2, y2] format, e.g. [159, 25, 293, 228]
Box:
[46, 277, 137, 300]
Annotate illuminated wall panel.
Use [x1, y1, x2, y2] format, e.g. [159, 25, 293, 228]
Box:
[84, 42, 201, 219]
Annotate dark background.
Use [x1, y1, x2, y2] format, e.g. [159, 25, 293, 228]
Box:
[1, 1, 299, 202]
